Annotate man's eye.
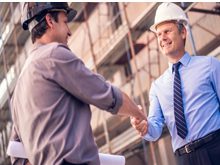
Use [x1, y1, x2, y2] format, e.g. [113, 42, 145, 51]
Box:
[166, 29, 171, 33]
[157, 33, 161, 37]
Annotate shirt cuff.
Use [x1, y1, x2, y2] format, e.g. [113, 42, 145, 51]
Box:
[143, 120, 161, 141]
[107, 86, 122, 114]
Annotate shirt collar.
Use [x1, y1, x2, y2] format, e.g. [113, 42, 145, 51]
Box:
[168, 52, 191, 72]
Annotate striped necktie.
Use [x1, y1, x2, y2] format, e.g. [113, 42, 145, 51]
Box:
[173, 62, 188, 139]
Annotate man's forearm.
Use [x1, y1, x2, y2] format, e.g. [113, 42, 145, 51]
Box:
[118, 92, 146, 120]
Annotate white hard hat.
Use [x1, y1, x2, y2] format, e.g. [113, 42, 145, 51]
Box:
[150, 3, 188, 33]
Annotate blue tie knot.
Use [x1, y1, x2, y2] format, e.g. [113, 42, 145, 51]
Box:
[173, 62, 181, 72]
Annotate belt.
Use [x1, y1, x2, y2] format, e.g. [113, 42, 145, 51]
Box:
[62, 163, 87, 165]
[62, 161, 87, 165]
[175, 129, 220, 156]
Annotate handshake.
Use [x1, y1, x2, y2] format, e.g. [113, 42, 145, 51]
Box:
[130, 105, 148, 137]
[116, 93, 148, 137]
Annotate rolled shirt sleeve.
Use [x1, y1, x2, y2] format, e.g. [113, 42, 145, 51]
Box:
[44, 44, 122, 114]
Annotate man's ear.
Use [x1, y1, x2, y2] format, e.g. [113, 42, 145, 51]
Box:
[45, 14, 54, 29]
[181, 26, 187, 40]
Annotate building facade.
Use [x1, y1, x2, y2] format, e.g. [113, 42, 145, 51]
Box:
[0, 2, 220, 165]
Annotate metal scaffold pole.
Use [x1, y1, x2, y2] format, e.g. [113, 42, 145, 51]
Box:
[121, 2, 153, 165]
[83, 3, 112, 153]
[181, 2, 197, 56]
[121, 2, 146, 118]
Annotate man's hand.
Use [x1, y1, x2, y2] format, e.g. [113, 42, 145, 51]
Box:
[130, 116, 148, 136]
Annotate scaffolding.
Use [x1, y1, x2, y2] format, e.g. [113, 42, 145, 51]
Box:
[0, 2, 220, 165]
[78, 2, 162, 164]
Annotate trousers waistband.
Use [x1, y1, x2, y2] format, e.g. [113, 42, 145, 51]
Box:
[175, 128, 220, 156]
[61, 161, 87, 165]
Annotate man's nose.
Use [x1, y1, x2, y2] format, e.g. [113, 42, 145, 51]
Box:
[160, 33, 167, 41]
[67, 26, 72, 36]
[68, 32, 72, 37]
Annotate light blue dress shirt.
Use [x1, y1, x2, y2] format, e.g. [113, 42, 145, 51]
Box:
[144, 52, 220, 152]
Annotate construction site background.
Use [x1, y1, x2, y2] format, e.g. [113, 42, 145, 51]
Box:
[0, 2, 220, 165]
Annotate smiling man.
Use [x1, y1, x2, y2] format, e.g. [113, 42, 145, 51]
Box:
[9, 2, 146, 165]
[131, 2, 220, 165]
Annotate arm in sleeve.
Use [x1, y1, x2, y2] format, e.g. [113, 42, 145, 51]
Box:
[210, 57, 220, 104]
[46, 45, 122, 114]
[144, 82, 165, 141]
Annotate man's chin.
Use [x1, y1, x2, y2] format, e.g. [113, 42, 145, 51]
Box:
[61, 41, 68, 45]
[162, 50, 171, 56]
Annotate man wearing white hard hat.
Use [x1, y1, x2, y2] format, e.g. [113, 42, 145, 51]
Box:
[131, 2, 220, 165]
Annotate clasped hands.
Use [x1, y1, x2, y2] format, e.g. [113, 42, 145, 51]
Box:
[130, 105, 148, 136]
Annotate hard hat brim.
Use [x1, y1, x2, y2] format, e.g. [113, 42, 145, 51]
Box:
[150, 22, 159, 33]
[150, 19, 188, 33]
[67, 8, 77, 22]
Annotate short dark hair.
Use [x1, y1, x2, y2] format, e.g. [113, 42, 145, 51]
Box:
[176, 22, 185, 33]
[31, 11, 59, 43]
[176, 22, 186, 45]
